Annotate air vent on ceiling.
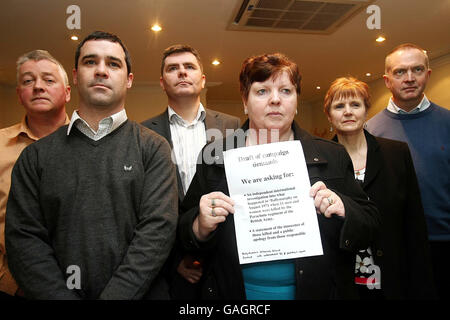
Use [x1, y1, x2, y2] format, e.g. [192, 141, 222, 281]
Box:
[229, 0, 374, 34]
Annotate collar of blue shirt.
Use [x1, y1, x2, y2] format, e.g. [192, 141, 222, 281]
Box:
[387, 95, 430, 114]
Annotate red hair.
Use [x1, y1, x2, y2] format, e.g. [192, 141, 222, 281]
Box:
[323, 77, 371, 116]
[239, 53, 301, 102]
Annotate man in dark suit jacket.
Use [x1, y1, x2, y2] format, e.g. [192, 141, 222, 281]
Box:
[142, 109, 240, 201]
[141, 44, 240, 299]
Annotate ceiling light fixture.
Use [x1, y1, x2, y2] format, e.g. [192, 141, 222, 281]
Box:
[70, 35, 78, 41]
[151, 24, 162, 32]
[376, 36, 386, 42]
[366, 73, 372, 77]
[212, 59, 220, 66]
[316, 86, 321, 90]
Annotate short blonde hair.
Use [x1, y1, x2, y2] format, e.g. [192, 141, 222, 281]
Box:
[385, 43, 429, 73]
[323, 76, 370, 116]
[16, 50, 69, 86]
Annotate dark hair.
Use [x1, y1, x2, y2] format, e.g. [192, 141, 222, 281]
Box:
[323, 76, 371, 116]
[239, 53, 301, 102]
[75, 31, 132, 74]
[161, 44, 203, 75]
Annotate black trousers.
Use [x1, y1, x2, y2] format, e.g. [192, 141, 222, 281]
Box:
[429, 240, 450, 300]
[0, 290, 25, 300]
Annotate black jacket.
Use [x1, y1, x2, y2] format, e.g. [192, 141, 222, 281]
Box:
[142, 108, 240, 202]
[333, 130, 436, 299]
[142, 108, 240, 299]
[179, 121, 380, 299]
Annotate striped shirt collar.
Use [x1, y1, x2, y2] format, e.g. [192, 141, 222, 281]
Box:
[387, 95, 430, 114]
[67, 109, 128, 140]
[168, 103, 206, 126]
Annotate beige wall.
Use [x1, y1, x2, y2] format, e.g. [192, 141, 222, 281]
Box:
[2, 53, 449, 130]
[124, 83, 191, 122]
[0, 84, 22, 127]
[300, 97, 331, 138]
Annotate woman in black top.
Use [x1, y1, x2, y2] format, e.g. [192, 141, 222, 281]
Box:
[324, 76, 435, 299]
[177, 55, 380, 300]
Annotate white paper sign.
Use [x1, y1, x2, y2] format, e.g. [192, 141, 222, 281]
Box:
[223, 140, 323, 264]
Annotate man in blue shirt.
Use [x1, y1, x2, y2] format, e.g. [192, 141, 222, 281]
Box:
[366, 43, 449, 299]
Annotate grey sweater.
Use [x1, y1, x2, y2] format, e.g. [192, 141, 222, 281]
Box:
[5, 120, 178, 299]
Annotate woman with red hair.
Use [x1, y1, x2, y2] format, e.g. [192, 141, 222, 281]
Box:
[324, 76, 435, 299]
[177, 56, 380, 300]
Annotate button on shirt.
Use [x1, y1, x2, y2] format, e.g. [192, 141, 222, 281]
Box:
[67, 109, 128, 140]
[0, 115, 70, 295]
[168, 104, 207, 195]
[387, 95, 431, 114]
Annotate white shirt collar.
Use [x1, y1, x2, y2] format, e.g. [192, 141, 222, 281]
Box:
[387, 95, 430, 114]
[108, 109, 128, 132]
[168, 103, 206, 126]
[67, 109, 128, 136]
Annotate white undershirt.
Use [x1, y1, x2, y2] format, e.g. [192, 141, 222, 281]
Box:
[67, 109, 128, 141]
[168, 104, 207, 194]
[387, 95, 430, 114]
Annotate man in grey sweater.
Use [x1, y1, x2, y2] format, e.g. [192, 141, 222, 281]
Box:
[5, 31, 178, 299]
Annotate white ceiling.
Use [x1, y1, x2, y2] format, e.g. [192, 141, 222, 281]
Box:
[1, 0, 449, 103]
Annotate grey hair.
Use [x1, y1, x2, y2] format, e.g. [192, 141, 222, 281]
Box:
[16, 50, 69, 86]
